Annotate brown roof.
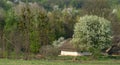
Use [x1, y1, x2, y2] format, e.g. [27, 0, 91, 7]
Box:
[59, 38, 77, 51]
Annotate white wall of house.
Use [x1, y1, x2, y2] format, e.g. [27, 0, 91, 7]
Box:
[60, 51, 82, 56]
[60, 51, 92, 56]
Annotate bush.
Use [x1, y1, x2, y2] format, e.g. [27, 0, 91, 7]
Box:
[39, 45, 60, 57]
[72, 15, 112, 55]
[52, 37, 64, 48]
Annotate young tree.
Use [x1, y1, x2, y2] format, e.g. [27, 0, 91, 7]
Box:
[47, 6, 65, 39]
[72, 15, 112, 56]
[14, 2, 55, 55]
[61, 7, 78, 38]
[5, 8, 23, 58]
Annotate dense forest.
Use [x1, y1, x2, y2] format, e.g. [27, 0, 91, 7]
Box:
[0, 0, 120, 60]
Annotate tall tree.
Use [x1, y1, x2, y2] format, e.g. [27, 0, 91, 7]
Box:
[0, 8, 5, 58]
[47, 7, 65, 39]
[61, 7, 79, 38]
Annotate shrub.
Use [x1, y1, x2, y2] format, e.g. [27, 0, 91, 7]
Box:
[39, 45, 60, 57]
[72, 15, 112, 56]
[52, 37, 64, 48]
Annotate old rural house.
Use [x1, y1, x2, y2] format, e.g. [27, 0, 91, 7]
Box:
[59, 38, 92, 56]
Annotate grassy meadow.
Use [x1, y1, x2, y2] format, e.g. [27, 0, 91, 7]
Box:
[0, 59, 120, 65]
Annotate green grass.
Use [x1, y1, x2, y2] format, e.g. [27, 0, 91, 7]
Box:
[0, 59, 120, 65]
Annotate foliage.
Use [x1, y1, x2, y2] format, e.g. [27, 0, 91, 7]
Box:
[4, 8, 22, 58]
[61, 7, 79, 38]
[82, 0, 111, 19]
[0, 8, 5, 32]
[0, 8, 5, 57]
[114, 5, 120, 21]
[52, 37, 64, 48]
[72, 15, 112, 55]
[109, 0, 120, 6]
[40, 45, 60, 57]
[30, 31, 40, 53]
[5, 9, 18, 32]
[14, 2, 56, 54]
[47, 8, 65, 39]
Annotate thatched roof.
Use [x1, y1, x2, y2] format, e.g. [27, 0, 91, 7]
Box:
[59, 38, 77, 52]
